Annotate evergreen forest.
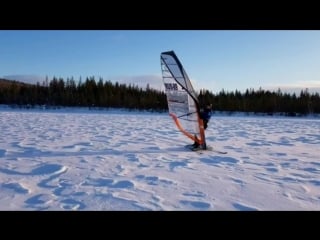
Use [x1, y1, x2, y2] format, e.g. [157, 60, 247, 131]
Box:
[1, 77, 319, 116]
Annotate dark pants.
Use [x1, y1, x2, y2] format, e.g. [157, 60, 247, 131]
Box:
[203, 119, 208, 130]
[193, 119, 209, 147]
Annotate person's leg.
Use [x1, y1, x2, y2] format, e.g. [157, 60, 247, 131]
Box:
[202, 120, 208, 149]
[203, 119, 208, 130]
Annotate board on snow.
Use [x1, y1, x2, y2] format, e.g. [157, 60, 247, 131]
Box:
[184, 144, 227, 154]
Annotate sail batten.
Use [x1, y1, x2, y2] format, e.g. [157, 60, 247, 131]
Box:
[160, 51, 206, 145]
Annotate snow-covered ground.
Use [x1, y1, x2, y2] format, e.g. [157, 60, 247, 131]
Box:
[0, 109, 319, 210]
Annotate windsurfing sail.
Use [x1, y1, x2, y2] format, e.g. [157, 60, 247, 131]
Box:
[160, 50, 206, 147]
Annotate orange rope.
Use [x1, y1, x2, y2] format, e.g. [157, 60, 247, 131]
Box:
[169, 113, 204, 144]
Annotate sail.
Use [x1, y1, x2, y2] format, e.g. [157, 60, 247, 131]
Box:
[160, 50, 206, 145]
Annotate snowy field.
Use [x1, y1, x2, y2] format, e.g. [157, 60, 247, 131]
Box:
[0, 109, 319, 210]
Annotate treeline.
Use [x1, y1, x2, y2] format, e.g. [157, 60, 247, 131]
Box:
[0, 77, 167, 111]
[0, 77, 320, 115]
[198, 88, 320, 116]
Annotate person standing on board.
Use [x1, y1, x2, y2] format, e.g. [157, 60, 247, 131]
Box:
[192, 103, 212, 149]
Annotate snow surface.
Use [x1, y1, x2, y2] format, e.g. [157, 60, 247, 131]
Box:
[0, 108, 319, 210]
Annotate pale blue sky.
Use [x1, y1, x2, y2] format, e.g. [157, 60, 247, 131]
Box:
[1, 30, 320, 93]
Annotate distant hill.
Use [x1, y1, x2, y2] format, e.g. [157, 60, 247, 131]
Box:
[0, 78, 32, 88]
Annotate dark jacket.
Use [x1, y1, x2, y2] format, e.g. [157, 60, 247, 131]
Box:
[200, 107, 212, 121]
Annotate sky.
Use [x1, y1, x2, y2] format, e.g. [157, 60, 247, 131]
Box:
[1, 30, 320, 93]
[0, 108, 319, 210]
